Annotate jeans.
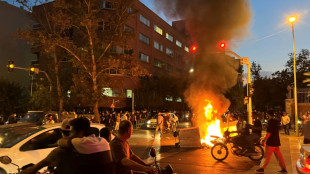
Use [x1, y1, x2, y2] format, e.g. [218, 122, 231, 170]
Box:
[283, 124, 289, 135]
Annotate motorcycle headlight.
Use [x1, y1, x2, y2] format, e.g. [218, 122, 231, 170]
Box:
[147, 120, 151, 124]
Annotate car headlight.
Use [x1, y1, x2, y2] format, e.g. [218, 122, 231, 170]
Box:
[147, 120, 151, 124]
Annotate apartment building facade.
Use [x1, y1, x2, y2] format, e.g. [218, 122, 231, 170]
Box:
[31, 0, 193, 111]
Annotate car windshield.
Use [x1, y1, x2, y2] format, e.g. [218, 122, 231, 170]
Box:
[0, 126, 45, 148]
[20, 112, 44, 123]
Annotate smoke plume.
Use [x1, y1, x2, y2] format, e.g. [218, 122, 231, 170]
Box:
[154, 0, 252, 124]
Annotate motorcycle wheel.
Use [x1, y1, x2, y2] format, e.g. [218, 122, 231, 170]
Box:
[248, 145, 264, 161]
[211, 143, 229, 161]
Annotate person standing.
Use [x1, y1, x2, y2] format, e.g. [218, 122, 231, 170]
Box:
[153, 112, 164, 138]
[256, 110, 287, 173]
[121, 112, 128, 121]
[8, 113, 17, 124]
[115, 113, 121, 131]
[303, 119, 310, 144]
[281, 112, 290, 135]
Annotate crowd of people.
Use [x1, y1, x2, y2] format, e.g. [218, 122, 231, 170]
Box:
[20, 117, 156, 174]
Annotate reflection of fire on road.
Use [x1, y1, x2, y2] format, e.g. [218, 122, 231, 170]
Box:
[200, 101, 237, 147]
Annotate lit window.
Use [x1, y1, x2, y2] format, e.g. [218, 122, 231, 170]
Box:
[154, 25, 163, 35]
[102, 88, 113, 97]
[176, 40, 182, 47]
[176, 97, 182, 102]
[154, 41, 163, 52]
[165, 96, 173, 101]
[166, 33, 173, 42]
[154, 59, 162, 68]
[184, 46, 189, 52]
[139, 14, 150, 27]
[166, 48, 174, 57]
[126, 89, 132, 98]
[139, 33, 150, 45]
[67, 90, 71, 98]
[139, 52, 149, 63]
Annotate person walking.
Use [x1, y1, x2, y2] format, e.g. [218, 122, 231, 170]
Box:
[255, 110, 287, 173]
[281, 112, 290, 135]
[153, 112, 164, 138]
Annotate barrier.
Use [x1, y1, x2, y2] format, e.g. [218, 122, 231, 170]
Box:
[179, 127, 201, 148]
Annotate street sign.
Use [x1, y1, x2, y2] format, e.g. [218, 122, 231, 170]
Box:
[110, 103, 115, 108]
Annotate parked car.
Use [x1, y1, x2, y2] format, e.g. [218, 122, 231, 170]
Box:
[142, 113, 178, 129]
[0, 123, 105, 174]
[297, 144, 310, 174]
[19, 111, 59, 125]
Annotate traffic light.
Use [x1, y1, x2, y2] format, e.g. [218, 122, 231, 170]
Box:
[29, 65, 39, 75]
[248, 83, 254, 96]
[30, 65, 35, 75]
[219, 41, 226, 50]
[190, 45, 198, 53]
[7, 60, 14, 72]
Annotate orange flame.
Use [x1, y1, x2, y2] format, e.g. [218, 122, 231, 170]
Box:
[199, 100, 237, 146]
[200, 102, 223, 146]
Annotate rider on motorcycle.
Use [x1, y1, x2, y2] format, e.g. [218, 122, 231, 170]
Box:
[232, 115, 255, 155]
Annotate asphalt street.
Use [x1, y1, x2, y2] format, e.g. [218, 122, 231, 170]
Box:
[128, 122, 303, 174]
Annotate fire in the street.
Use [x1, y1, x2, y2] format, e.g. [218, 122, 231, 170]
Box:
[200, 102, 223, 146]
[200, 119, 222, 146]
[199, 101, 237, 146]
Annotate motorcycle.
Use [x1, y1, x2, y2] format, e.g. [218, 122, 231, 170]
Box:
[149, 148, 174, 174]
[210, 130, 264, 161]
[0, 156, 53, 174]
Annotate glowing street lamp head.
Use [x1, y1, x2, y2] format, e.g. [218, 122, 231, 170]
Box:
[289, 16, 296, 23]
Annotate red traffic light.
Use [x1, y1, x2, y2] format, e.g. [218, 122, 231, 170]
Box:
[190, 45, 198, 53]
[219, 42, 226, 49]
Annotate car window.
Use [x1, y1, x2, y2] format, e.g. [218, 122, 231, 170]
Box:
[20, 112, 45, 123]
[0, 126, 45, 148]
[20, 128, 62, 151]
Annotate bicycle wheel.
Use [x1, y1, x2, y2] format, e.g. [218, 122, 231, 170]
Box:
[211, 143, 229, 161]
[248, 145, 264, 161]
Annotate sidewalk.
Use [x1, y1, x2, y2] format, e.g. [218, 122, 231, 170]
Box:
[152, 128, 304, 174]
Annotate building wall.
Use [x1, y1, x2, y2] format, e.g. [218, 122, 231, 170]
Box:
[0, 1, 36, 88]
[128, 1, 193, 76]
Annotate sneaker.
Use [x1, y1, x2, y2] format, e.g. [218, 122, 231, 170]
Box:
[255, 168, 264, 173]
[277, 169, 288, 173]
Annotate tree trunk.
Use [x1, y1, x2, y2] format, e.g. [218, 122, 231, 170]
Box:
[93, 100, 100, 123]
[53, 50, 64, 120]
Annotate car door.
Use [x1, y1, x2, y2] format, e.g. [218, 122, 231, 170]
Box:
[14, 128, 62, 167]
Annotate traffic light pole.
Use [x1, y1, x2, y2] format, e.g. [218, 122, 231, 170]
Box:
[224, 51, 253, 124]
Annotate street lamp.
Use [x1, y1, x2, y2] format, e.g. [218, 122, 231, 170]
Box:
[289, 16, 298, 136]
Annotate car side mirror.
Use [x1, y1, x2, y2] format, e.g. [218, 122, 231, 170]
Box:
[0, 156, 12, 165]
[149, 147, 156, 158]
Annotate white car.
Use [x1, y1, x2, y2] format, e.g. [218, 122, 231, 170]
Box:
[0, 122, 105, 174]
[143, 113, 178, 129]
[297, 144, 310, 174]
